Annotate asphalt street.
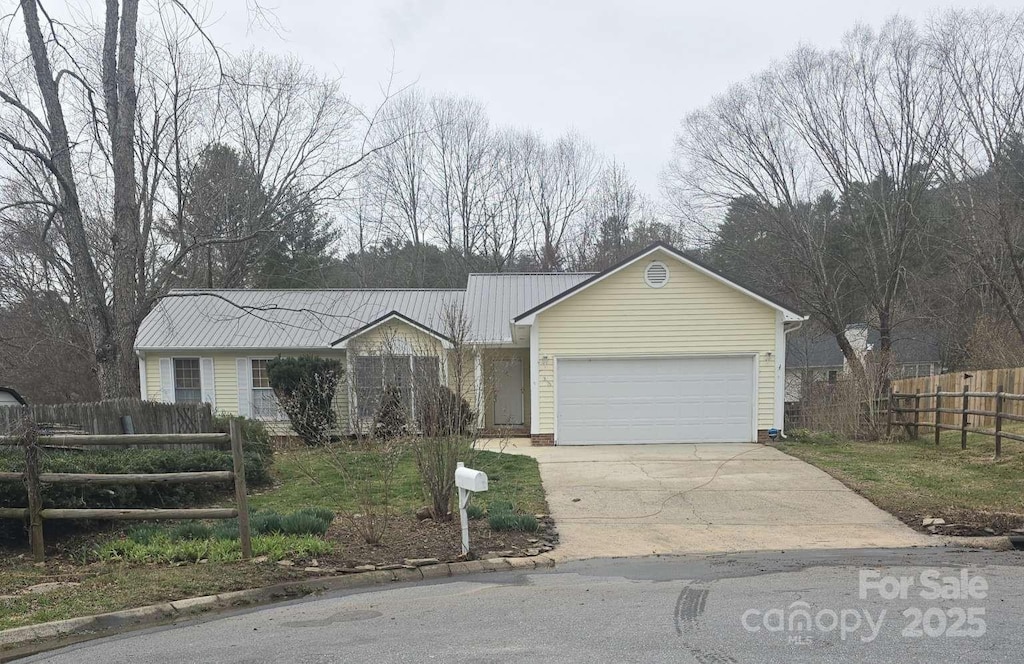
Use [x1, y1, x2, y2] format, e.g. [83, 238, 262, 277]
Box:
[23, 548, 1024, 663]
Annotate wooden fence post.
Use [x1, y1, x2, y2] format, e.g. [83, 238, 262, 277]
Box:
[229, 419, 252, 559]
[913, 390, 921, 439]
[886, 389, 893, 438]
[934, 389, 941, 447]
[995, 384, 1004, 460]
[23, 419, 44, 562]
[960, 384, 969, 450]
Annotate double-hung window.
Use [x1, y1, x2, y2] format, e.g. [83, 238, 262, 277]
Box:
[250, 359, 284, 420]
[173, 358, 202, 403]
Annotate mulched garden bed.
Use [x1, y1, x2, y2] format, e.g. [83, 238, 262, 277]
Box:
[288, 514, 558, 571]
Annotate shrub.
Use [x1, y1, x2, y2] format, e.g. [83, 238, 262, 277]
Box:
[267, 356, 342, 446]
[0, 420, 273, 545]
[213, 415, 274, 485]
[280, 511, 331, 536]
[250, 510, 284, 535]
[0, 446, 268, 514]
[412, 436, 474, 521]
[373, 385, 408, 439]
[419, 386, 474, 437]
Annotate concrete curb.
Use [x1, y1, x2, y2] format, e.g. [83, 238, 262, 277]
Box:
[0, 555, 555, 651]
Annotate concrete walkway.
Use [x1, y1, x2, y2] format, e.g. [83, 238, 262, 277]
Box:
[485, 441, 934, 561]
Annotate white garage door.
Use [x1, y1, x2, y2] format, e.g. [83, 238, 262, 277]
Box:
[555, 356, 755, 445]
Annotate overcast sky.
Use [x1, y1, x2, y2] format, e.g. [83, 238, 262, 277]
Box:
[200, 1, 1018, 197]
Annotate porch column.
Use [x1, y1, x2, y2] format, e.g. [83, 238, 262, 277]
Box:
[474, 347, 484, 429]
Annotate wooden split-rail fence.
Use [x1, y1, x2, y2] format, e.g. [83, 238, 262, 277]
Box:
[888, 384, 1024, 458]
[0, 420, 252, 562]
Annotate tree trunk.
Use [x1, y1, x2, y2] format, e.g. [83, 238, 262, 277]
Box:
[21, 0, 122, 395]
[105, 0, 143, 398]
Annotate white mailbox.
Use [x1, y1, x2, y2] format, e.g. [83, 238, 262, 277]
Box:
[455, 461, 488, 555]
[455, 466, 488, 492]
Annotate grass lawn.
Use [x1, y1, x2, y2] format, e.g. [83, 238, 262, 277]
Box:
[0, 561, 307, 632]
[0, 447, 547, 634]
[779, 429, 1024, 533]
[250, 448, 547, 516]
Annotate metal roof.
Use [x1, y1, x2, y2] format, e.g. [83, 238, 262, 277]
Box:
[463, 272, 595, 343]
[136, 289, 465, 350]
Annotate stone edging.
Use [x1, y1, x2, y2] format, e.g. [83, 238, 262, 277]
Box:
[0, 555, 555, 652]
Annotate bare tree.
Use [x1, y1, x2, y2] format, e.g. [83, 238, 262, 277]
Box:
[0, 3, 378, 396]
[929, 9, 1024, 344]
[667, 17, 943, 384]
[427, 96, 495, 260]
[526, 131, 598, 270]
[368, 90, 431, 248]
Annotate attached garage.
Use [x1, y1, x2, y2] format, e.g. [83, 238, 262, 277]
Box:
[555, 356, 756, 445]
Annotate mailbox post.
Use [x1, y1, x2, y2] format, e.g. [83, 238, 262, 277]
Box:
[455, 461, 488, 555]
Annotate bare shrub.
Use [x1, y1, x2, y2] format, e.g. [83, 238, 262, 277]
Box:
[800, 366, 890, 440]
[412, 435, 474, 521]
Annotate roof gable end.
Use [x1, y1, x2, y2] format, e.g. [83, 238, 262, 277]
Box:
[513, 242, 805, 323]
[329, 311, 453, 348]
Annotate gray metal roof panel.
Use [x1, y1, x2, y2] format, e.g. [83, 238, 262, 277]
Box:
[136, 289, 465, 350]
[463, 272, 595, 343]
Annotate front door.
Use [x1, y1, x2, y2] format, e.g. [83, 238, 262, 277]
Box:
[493, 358, 524, 426]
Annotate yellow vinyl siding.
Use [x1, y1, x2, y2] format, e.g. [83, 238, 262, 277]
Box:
[143, 350, 349, 433]
[347, 320, 444, 357]
[535, 249, 777, 435]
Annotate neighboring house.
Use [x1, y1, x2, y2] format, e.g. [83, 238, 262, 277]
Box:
[135, 243, 806, 445]
[0, 386, 26, 407]
[785, 323, 944, 402]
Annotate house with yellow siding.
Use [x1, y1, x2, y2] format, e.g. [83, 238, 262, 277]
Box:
[135, 243, 805, 444]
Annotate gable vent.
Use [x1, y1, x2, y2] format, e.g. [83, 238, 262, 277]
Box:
[644, 261, 670, 288]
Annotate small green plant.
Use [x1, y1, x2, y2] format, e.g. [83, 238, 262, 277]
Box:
[486, 500, 514, 515]
[250, 510, 284, 535]
[126, 524, 163, 545]
[96, 533, 331, 564]
[488, 512, 538, 532]
[168, 522, 213, 541]
[212, 521, 240, 540]
[465, 504, 485, 520]
[295, 506, 335, 523]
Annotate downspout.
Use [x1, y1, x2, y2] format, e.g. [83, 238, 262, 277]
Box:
[778, 320, 805, 440]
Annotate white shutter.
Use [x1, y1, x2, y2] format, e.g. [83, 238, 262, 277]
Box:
[138, 356, 148, 400]
[200, 357, 216, 409]
[236, 358, 251, 418]
[159, 358, 174, 403]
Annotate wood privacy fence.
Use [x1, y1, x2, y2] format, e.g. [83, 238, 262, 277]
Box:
[0, 420, 251, 562]
[892, 367, 1024, 429]
[889, 386, 1024, 458]
[0, 399, 214, 448]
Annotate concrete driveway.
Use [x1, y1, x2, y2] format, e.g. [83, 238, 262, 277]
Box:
[495, 441, 934, 561]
